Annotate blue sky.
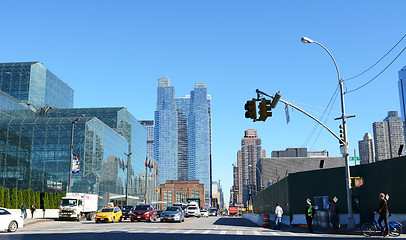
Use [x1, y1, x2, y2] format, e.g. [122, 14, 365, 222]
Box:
[1, 1, 406, 206]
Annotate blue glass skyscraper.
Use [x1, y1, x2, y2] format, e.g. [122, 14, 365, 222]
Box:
[187, 83, 211, 205]
[398, 65, 406, 143]
[155, 77, 178, 185]
[155, 79, 212, 205]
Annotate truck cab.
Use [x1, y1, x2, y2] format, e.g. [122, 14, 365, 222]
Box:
[59, 193, 98, 221]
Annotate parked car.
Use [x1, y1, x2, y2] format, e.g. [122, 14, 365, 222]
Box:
[130, 204, 157, 222]
[121, 205, 135, 220]
[95, 206, 122, 223]
[0, 208, 24, 232]
[200, 209, 209, 218]
[185, 206, 200, 217]
[160, 206, 185, 223]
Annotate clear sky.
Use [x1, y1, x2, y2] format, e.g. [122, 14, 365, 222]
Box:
[1, 1, 406, 207]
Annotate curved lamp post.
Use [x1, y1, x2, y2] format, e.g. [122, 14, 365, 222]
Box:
[67, 118, 79, 193]
[301, 36, 355, 230]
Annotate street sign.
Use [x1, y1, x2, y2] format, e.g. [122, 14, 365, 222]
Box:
[349, 157, 360, 161]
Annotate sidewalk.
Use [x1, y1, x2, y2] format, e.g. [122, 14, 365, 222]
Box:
[23, 217, 55, 227]
[288, 224, 362, 235]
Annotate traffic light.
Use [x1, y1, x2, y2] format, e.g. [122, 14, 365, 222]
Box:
[258, 98, 272, 121]
[339, 125, 345, 146]
[245, 99, 257, 120]
[351, 177, 364, 188]
[270, 92, 281, 109]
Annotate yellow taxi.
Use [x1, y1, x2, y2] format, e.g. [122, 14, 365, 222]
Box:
[95, 206, 122, 223]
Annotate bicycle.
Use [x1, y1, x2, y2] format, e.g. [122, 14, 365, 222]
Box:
[361, 213, 403, 237]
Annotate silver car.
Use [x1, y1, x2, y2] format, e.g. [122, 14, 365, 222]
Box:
[160, 206, 185, 223]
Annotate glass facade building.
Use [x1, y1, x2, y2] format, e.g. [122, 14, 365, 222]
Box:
[154, 79, 212, 205]
[0, 62, 74, 108]
[154, 77, 178, 185]
[0, 62, 149, 208]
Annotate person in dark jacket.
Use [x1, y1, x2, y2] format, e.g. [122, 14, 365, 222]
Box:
[305, 201, 316, 233]
[328, 199, 339, 230]
[374, 193, 389, 237]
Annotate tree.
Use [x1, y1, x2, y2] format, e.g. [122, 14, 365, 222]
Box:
[11, 188, 18, 209]
[18, 190, 23, 209]
[29, 189, 35, 207]
[35, 191, 40, 208]
[0, 186, 4, 207]
[49, 193, 54, 209]
[23, 189, 29, 207]
[4, 188, 11, 209]
[42, 193, 49, 209]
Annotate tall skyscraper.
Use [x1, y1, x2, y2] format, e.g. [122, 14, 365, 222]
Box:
[235, 129, 266, 206]
[358, 133, 375, 165]
[398, 65, 406, 143]
[155, 79, 212, 205]
[373, 111, 405, 161]
[187, 83, 212, 205]
[154, 77, 178, 185]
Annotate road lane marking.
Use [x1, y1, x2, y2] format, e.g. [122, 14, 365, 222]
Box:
[253, 230, 261, 235]
[202, 230, 211, 234]
[185, 230, 195, 234]
[171, 229, 179, 233]
[166, 218, 200, 229]
[220, 230, 227, 234]
[237, 230, 243, 235]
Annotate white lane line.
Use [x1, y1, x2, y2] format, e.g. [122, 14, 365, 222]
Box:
[237, 230, 243, 235]
[253, 230, 261, 235]
[202, 230, 211, 234]
[184, 230, 195, 234]
[214, 226, 218, 230]
[220, 230, 227, 234]
[171, 229, 179, 233]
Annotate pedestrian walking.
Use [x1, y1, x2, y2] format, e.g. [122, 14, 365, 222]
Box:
[274, 203, 283, 230]
[20, 203, 27, 219]
[328, 199, 339, 230]
[305, 200, 315, 233]
[374, 193, 389, 237]
[30, 204, 36, 218]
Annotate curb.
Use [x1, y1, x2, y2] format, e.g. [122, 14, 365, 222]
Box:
[24, 218, 55, 227]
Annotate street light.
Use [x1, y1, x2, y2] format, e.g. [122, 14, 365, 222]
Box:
[301, 36, 355, 230]
[67, 118, 79, 193]
[249, 164, 263, 191]
[124, 152, 132, 205]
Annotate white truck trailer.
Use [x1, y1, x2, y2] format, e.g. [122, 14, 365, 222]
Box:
[59, 193, 98, 221]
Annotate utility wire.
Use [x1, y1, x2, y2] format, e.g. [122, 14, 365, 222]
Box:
[346, 45, 406, 93]
[302, 85, 340, 147]
[344, 33, 406, 81]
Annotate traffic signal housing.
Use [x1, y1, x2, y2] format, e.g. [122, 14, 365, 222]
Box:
[339, 125, 345, 146]
[245, 99, 257, 120]
[351, 177, 364, 188]
[258, 98, 272, 121]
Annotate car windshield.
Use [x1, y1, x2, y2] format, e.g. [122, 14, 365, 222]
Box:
[165, 207, 180, 212]
[201, 210, 207, 212]
[122, 206, 133, 210]
[188, 207, 197, 210]
[134, 205, 150, 211]
[101, 208, 114, 212]
[60, 199, 77, 207]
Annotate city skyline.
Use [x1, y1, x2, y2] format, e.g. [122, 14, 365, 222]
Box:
[1, 1, 406, 206]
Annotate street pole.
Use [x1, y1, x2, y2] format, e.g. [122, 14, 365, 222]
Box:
[145, 165, 148, 204]
[301, 37, 355, 229]
[124, 152, 132, 205]
[67, 118, 79, 193]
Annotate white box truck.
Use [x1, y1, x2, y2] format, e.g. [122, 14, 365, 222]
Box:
[59, 193, 98, 221]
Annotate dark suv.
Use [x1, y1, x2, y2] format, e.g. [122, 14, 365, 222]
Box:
[121, 205, 135, 220]
[130, 204, 157, 222]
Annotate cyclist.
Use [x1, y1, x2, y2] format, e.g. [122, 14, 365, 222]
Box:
[374, 193, 389, 237]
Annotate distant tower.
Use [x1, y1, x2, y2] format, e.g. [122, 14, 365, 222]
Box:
[373, 111, 405, 161]
[358, 133, 375, 164]
[154, 77, 178, 184]
[236, 129, 266, 206]
[139, 120, 155, 159]
[398, 65, 406, 143]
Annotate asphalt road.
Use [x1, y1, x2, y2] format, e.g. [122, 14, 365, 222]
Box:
[1, 216, 402, 239]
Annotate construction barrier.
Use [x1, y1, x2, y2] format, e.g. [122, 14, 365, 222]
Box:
[262, 213, 270, 228]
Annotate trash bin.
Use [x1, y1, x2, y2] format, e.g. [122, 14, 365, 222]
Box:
[315, 210, 329, 228]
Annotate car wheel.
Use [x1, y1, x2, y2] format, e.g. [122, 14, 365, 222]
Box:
[7, 221, 18, 232]
[160, 219, 164, 223]
[95, 220, 99, 223]
[118, 217, 122, 222]
[182, 218, 184, 222]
